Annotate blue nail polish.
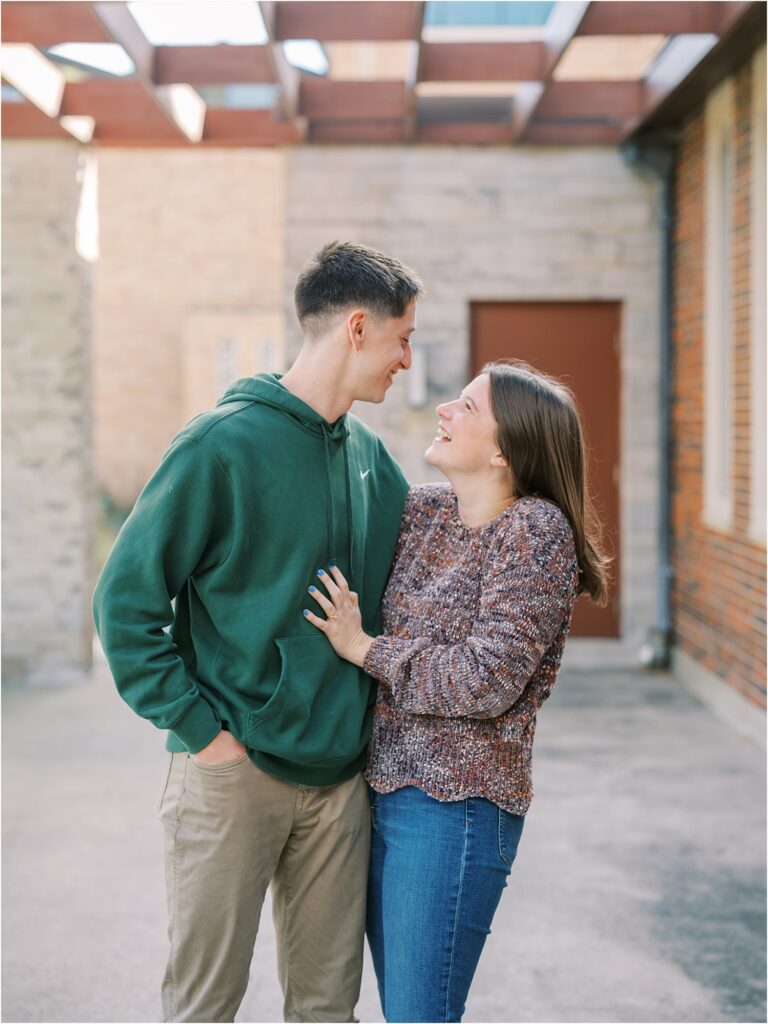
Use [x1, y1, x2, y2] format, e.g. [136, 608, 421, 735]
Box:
[309, 585, 316, 593]
[317, 569, 324, 576]
[303, 609, 309, 616]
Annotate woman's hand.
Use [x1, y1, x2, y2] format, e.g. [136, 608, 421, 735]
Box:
[303, 566, 375, 667]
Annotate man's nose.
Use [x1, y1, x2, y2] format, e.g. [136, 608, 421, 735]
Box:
[401, 345, 413, 370]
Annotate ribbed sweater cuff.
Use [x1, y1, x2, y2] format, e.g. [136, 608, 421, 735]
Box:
[363, 636, 397, 687]
[171, 698, 222, 754]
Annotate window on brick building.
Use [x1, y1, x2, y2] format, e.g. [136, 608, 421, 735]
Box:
[703, 77, 736, 532]
[750, 46, 766, 544]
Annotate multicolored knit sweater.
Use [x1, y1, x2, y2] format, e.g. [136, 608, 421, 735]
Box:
[364, 483, 579, 815]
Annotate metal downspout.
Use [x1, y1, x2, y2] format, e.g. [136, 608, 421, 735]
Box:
[621, 129, 679, 668]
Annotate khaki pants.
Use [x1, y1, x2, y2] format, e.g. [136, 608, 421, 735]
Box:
[158, 751, 370, 1023]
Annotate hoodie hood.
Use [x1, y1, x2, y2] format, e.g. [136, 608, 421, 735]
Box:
[218, 374, 349, 443]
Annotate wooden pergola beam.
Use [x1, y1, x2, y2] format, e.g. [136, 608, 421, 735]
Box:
[153, 45, 275, 86]
[511, 0, 591, 141]
[622, 0, 763, 139]
[419, 42, 545, 83]
[576, 1, 725, 37]
[1, 2, 110, 46]
[1, 99, 71, 137]
[403, 1, 426, 141]
[275, 1, 424, 42]
[90, 1, 206, 142]
[0, 44, 65, 118]
[523, 121, 625, 144]
[203, 109, 305, 145]
[258, 1, 305, 134]
[61, 79, 168, 123]
[300, 80, 408, 120]
[309, 120, 406, 143]
[536, 81, 643, 120]
[416, 121, 513, 144]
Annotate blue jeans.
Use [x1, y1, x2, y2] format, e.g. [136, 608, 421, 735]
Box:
[367, 785, 525, 1023]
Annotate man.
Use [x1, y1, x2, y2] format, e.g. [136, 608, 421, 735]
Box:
[93, 241, 422, 1023]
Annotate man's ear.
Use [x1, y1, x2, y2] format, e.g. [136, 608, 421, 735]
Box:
[346, 309, 367, 352]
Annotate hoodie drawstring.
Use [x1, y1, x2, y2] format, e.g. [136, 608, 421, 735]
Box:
[342, 441, 354, 576]
[322, 431, 336, 565]
[322, 427, 355, 580]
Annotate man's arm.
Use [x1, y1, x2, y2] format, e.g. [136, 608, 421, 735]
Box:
[93, 436, 232, 753]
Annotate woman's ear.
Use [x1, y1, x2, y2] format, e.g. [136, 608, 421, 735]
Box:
[346, 309, 367, 352]
[490, 450, 509, 469]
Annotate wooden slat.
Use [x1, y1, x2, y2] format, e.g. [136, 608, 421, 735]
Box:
[203, 108, 304, 143]
[1, 2, 109, 45]
[275, 2, 423, 41]
[522, 121, 625, 144]
[93, 120, 189, 143]
[576, 1, 725, 37]
[153, 45, 275, 85]
[309, 120, 406, 143]
[624, 0, 765, 138]
[1, 44, 66, 118]
[420, 42, 545, 83]
[416, 121, 513, 144]
[61, 78, 166, 123]
[403, 1, 426, 141]
[301, 79, 408, 119]
[258, 1, 305, 133]
[91, 2, 205, 141]
[536, 81, 643, 119]
[511, 0, 590, 141]
[1, 101, 70, 137]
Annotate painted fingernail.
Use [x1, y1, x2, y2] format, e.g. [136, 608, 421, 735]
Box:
[317, 569, 324, 576]
[309, 585, 316, 593]
[303, 609, 310, 616]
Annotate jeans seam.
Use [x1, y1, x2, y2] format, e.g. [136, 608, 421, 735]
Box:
[498, 807, 508, 869]
[444, 801, 471, 1022]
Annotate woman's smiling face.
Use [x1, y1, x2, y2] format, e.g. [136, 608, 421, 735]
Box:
[425, 374, 506, 475]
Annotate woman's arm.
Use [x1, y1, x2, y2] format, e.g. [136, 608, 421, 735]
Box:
[366, 515, 577, 718]
[307, 511, 578, 719]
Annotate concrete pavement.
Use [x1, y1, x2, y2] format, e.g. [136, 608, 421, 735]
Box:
[2, 661, 765, 1023]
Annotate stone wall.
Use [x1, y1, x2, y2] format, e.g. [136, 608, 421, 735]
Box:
[2, 140, 93, 685]
[93, 148, 286, 508]
[284, 146, 662, 664]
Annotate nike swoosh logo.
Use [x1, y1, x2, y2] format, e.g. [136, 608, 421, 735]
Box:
[360, 470, 371, 480]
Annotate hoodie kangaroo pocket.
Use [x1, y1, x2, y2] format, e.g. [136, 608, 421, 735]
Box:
[246, 635, 373, 767]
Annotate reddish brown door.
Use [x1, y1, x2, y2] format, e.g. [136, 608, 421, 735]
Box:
[471, 302, 621, 637]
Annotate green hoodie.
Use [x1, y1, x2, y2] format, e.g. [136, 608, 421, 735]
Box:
[93, 374, 408, 786]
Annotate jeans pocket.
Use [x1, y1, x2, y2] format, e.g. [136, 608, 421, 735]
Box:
[497, 808, 525, 870]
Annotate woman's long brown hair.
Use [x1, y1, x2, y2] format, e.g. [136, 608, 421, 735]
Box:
[484, 359, 611, 606]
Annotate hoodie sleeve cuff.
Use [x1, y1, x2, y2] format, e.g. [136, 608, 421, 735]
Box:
[170, 698, 222, 754]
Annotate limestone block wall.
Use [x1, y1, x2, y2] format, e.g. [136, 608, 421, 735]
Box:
[2, 140, 93, 685]
[284, 146, 662, 663]
[94, 149, 286, 508]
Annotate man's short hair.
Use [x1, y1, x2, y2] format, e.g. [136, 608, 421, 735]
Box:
[295, 241, 424, 337]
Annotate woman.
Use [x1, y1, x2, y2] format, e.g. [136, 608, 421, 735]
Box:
[304, 359, 609, 1023]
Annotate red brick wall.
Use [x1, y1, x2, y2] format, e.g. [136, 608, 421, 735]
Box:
[672, 63, 767, 708]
